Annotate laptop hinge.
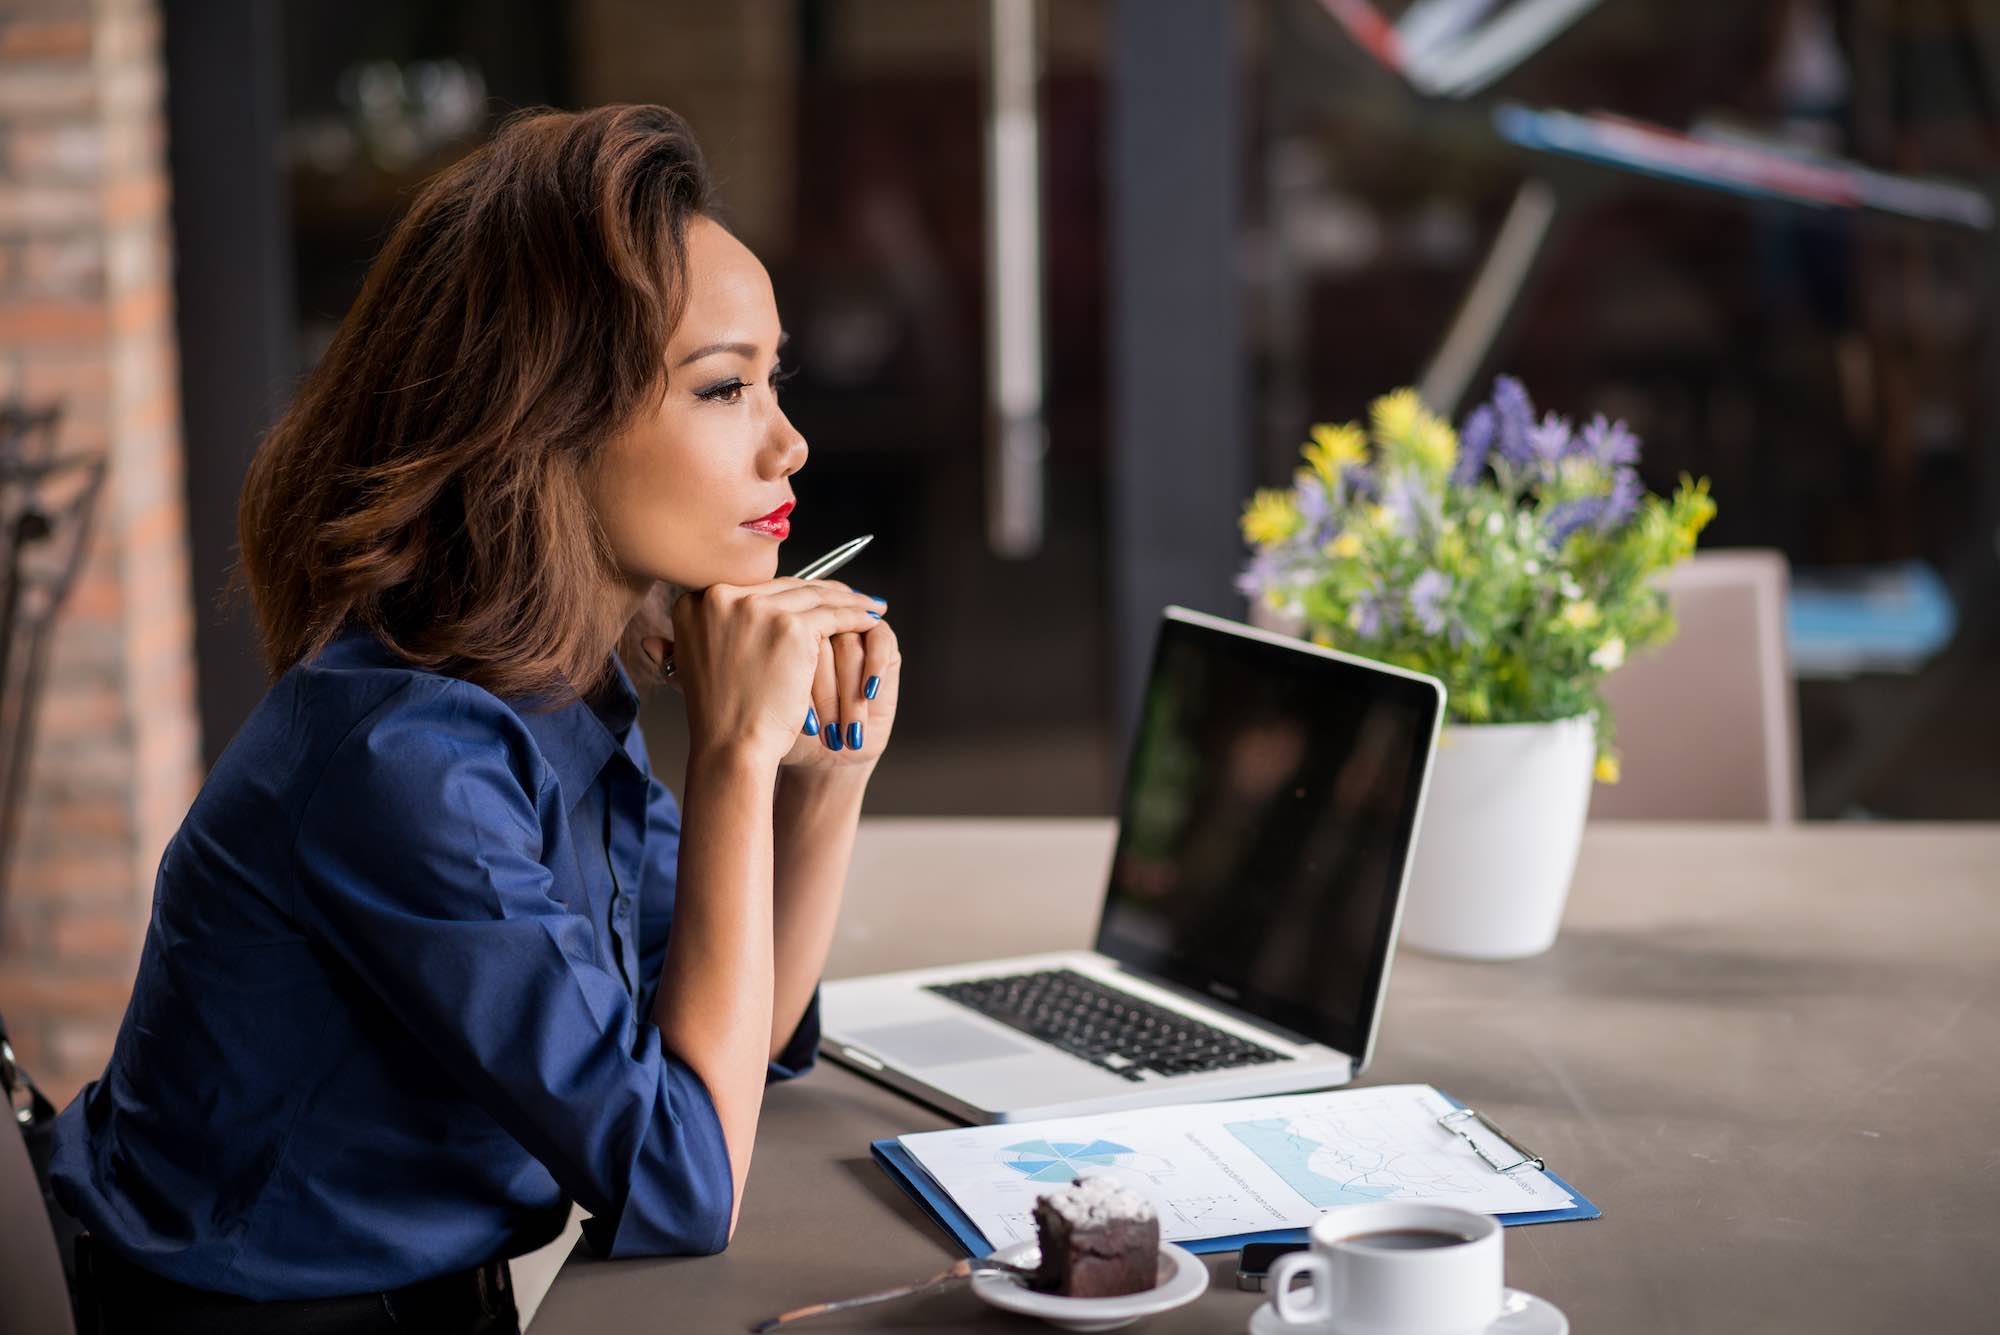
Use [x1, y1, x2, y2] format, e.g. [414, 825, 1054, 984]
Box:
[1105, 961, 1322, 1050]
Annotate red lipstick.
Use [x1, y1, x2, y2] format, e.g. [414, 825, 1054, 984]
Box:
[740, 500, 793, 541]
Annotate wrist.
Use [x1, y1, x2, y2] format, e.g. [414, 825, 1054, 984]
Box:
[776, 762, 872, 807]
[687, 740, 780, 789]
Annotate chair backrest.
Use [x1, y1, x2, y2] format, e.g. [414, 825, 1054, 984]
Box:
[1591, 549, 1800, 823]
[1, 1105, 76, 1335]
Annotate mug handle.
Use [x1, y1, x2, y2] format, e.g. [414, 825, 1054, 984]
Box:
[1269, 1251, 1334, 1326]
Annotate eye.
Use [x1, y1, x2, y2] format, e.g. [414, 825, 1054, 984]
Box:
[695, 377, 746, 404]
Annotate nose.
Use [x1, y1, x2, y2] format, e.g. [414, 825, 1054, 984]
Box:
[767, 407, 807, 479]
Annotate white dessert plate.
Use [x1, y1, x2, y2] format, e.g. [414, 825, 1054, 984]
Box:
[970, 1240, 1210, 1332]
[1246, 1286, 1568, 1335]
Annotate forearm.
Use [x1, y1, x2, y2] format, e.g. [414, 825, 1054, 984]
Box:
[770, 766, 868, 1058]
[651, 745, 776, 1233]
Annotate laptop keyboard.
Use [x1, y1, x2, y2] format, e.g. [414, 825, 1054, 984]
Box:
[924, 968, 1292, 1082]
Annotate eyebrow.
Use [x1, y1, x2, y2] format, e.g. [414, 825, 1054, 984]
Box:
[674, 331, 790, 369]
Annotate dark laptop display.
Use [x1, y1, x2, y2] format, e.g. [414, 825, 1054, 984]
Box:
[1095, 614, 1440, 1062]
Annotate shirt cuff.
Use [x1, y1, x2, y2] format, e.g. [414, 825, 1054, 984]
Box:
[581, 1038, 735, 1258]
[766, 987, 821, 1083]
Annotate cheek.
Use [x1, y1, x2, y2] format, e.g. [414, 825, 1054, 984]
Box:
[590, 418, 775, 587]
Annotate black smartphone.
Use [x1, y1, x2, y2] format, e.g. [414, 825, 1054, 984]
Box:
[1235, 1240, 1309, 1291]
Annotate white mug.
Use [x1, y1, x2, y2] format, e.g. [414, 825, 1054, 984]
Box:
[1268, 1203, 1503, 1335]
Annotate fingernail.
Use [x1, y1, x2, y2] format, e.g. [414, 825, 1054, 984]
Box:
[802, 707, 819, 736]
[867, 610, 882, 619]
[864, 675, 881, 701]
[825, 726, 843, 752]
[856, 591, 887, 605]
[847, 721, 863, 750]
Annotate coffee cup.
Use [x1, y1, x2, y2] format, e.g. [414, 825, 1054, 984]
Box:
[1267, 1202, 1502, 1334]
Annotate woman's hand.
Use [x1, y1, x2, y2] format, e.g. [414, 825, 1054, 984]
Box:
[647, 579, 884, 772]
[784, 599, 900, 772]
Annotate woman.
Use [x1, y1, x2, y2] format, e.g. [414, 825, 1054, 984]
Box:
[49, 105, 896, 1333]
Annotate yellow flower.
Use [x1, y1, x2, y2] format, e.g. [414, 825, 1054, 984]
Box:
[1559, 599, 1601, 631]
[1303, 422, 1368, 485]
[1241, 488, 1303, 546]
[1594, 753, 1622, 784]
[1323, 531, 1364, 560]
[1411, 416, 1457, 476]
[1370, 387, 1455, 478]
[1589, 635, 1626, 670]
[1370, 389, 1424, 449]
[1309, 629, 1336, 649]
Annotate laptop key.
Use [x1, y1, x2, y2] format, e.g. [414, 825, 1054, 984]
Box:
[925, 968, 1291, 1079]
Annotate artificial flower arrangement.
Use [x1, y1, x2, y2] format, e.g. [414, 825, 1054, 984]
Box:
[1237, 376, 1716, 782]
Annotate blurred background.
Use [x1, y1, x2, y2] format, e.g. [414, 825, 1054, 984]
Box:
[2, 0, 1996, 1100]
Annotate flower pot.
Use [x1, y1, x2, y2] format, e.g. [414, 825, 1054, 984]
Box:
[1398, 715, 1596, 960]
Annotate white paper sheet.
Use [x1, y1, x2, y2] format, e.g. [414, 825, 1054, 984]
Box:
[897, 1084, 1573, 1248]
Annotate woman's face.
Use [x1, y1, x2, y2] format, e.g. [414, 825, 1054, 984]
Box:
[590, 216, 807, 599]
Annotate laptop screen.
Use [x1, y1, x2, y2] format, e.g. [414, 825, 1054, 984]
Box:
[1094, 609, 1442, 1062]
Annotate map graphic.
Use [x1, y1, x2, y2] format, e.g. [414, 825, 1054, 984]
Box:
[1226, 1110, 1488, 1209]
[1000, 1138, 1140, 1183]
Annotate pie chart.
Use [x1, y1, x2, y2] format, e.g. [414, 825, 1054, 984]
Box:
[1001, 1138, 1138, 1183]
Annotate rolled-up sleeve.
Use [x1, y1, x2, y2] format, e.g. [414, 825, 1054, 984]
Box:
[634, 774, 820, 1083]
[293, 681, 734, 1257]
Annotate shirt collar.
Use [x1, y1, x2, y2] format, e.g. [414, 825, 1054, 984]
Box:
[514, 655, 644, 809]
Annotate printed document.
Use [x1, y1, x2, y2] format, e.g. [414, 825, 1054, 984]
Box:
[897, 1084, 1574, 1246]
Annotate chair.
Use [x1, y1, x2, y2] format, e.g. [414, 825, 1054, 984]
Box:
[1591, 549, 1801, 822]
[1, 1102, 76, 1335]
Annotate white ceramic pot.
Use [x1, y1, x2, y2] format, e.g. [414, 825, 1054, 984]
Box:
[1398, 714, 1596, 960]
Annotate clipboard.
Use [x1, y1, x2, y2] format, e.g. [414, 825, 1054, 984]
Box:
[870, 1090, 1600, 1257]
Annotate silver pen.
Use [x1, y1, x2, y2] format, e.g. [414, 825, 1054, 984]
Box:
[791, 534, 873, 582]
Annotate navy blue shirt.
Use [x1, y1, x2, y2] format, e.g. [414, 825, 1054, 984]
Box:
[51, 628, 818, 1300]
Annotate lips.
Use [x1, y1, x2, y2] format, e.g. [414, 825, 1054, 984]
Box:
[740, 500, 794, 540]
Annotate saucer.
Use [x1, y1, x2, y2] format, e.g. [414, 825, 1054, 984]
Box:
[970, 1240, 1209, 1332]
[1246, 1287, 1568, 1335]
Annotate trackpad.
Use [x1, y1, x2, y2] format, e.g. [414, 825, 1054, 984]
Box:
[851, 1020, 1035, 1068]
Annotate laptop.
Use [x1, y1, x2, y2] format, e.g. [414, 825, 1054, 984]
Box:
[821, 605, 1446, 1123]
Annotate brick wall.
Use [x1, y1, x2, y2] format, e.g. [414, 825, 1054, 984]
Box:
[0, 0, 200, 1104]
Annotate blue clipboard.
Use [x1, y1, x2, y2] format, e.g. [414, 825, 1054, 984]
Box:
[870, 1092, 1600, 1257]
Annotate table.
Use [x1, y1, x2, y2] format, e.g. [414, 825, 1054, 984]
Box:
[532, 820, 2000, 1334]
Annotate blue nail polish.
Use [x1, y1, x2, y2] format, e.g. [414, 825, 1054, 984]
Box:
[867, 610, 882, 619]
[802, 707, 819, 736]
[847, 721, 862, 750]
[856, 592, 887, 605]
[825, 726, 843, 752]
[864, 675, 881, 701]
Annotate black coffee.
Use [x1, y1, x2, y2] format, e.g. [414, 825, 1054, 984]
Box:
[1340, 1228, 1472, 1251]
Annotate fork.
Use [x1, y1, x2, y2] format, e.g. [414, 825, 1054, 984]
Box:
[747, 1255, 1040, 1331]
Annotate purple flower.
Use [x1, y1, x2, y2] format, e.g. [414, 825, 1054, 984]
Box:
[1383, 471, 1439, 536]
[1343, 464, 1380, 503]
[1294, 473, 1331, 532]
[1491, 375, 1537, 466]
[1545, 496, 1609, 546]
[1235, 551, 1285, 598]
[1451, 404, 1496, 486]
[1349, 589, 1398, 639]
[1582, 414, 1640, 469]
[1408, 568, 1452, 635]
[1599, 467, 1642, 531]
[1528, 412, 1573, 467]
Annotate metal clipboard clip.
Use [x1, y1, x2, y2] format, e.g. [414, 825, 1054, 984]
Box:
[1436, 1107, 1545, 1175]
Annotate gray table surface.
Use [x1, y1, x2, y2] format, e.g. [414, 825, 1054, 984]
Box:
[532, 820, 2000, 1334]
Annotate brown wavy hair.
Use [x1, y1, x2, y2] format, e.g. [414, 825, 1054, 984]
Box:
[237, 104, 713, 701]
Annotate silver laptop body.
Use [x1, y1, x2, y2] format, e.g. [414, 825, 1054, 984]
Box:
[822, 606, 1446, 1124]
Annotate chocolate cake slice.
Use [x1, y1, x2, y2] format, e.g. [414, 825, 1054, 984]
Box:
[1030, 1175, 1161, 1297]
